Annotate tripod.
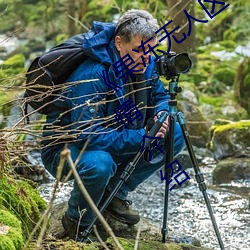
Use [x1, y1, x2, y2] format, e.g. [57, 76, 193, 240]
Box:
[82, 76, 225, 250]
[161, 77, 225, 249]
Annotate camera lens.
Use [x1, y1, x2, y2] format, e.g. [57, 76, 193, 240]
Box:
[155, 52, 192, 79]
[175, 53, 192, 73]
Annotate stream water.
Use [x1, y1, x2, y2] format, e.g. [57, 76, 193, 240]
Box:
[38, 156, 250, 250]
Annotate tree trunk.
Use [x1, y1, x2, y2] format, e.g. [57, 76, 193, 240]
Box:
[166, 0, 196, 61]
[78, 0, 88, 20]
[67, 0, 76, 36]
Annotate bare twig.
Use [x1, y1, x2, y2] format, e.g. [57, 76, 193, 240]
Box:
[68, 14, 90, 32]
[134, 220, 142, 250]
[93, 225, 110, 250]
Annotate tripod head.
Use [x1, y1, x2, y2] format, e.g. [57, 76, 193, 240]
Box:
[168, 76, 182, 100]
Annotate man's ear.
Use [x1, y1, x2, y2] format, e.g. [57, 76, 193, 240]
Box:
[115, 36, 122, 51]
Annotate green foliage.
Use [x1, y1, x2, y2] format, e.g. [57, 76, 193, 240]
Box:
[2, 54, 25, 69]
[189, 42, 241, 95]
[0, 175, 47, 238]
[0, 54, 26, 86]
[199, 95, 224, 107]
[0, 54, 26, 85]
[55, 33, 69, 45]
[213, 67, 235, 86]
[195, 0, 250, 46]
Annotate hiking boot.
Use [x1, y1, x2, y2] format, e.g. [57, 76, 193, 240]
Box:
[105, 196, 140, 225]
[61, 213, 97, 243]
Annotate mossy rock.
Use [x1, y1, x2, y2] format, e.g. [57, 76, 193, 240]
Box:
[106, 237, 210, 250]
[28, 237, 211, 250]
[213, 157, 250, 184]
[0, 209, 24, 250]
[44, 202, 211, 250]
[0, 175, 47, 239]
[199, 92, 249, 122]
[209, 120, 250, 160]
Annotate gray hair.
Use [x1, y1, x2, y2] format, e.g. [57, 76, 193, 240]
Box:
[115, 9, 159, 43]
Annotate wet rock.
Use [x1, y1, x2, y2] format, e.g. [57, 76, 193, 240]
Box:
[176, 147, 213, 170]
[221, 105, 237, 116]
[12, 150, 51, 183]
[181, 89, 198, 105]
[46, 202, 211, 250]
[179, 100, 211, 148]
[199, 103, 213, 117]
[209, 120, 250, 160]
[213, 157, 250, 184]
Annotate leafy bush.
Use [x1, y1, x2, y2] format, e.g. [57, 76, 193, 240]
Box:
[213, 67, 236, 86]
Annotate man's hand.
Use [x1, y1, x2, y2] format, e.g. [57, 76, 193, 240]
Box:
[154, 111, 169, 138]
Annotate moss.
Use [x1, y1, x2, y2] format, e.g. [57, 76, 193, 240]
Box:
[0, 209, 21, 229]
[199, 95, 224, 107]
[29, 239, 98, 250]
[7, 228, 24, 249]
[106, 237, 209, 250]
[0, 209, 24, 249]
[1, 54, 25, 69]
[0, 175, 46, 239]
[217, 40, 237, 52]
[213, 67, 235, 86]
[0, 235, 16, 250]
[214, 119, 232, 125]
[213, 120, 250, 133]
[209, 120, 250, 151]
[0, 54, 26, 86]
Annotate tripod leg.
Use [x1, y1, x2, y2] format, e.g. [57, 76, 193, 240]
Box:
[82, 112, 168, 241]
[162, 114, 175, 243]
[177, 112, 225, 250]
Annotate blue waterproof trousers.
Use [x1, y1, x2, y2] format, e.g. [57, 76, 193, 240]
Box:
[41, 122, 185, 226]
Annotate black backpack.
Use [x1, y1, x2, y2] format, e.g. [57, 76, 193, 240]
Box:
[24, 34, 87, 115]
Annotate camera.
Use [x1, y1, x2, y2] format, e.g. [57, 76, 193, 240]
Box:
[156, 52, 192, 79]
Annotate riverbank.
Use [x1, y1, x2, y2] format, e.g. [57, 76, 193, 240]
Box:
[38, 155, 250, 250]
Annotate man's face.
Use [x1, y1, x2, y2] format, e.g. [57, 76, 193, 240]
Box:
[115, 35, 158, 74]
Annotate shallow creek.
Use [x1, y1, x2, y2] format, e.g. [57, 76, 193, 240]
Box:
[38, 157, 250, 250]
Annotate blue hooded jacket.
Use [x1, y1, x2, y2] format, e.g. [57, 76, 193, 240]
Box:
[43, 21, 170, 156]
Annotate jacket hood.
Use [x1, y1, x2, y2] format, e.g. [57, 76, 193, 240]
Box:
[82, 21, 116, 66]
